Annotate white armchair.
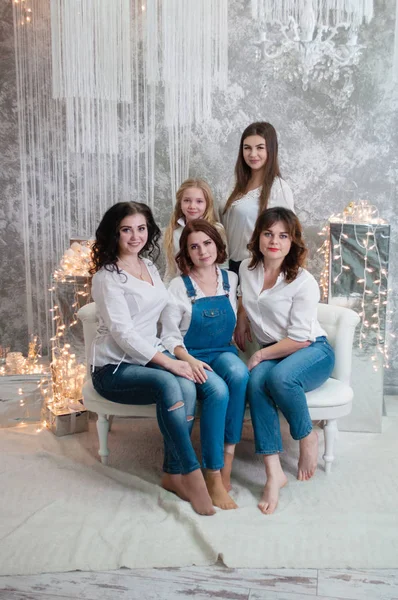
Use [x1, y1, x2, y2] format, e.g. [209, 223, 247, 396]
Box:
[77, 303, 156, 465]
[78, 302, 359, 473]
[306, 303, 359, 473]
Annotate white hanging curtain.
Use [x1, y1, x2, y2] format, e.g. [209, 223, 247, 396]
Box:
[145, 0, 228, 202]
[13, 0, 228, 346]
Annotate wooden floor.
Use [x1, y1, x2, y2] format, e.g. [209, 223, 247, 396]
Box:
[1, 566, 398, 600]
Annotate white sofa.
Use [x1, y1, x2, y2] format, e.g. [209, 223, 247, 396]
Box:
[78, 302, 359, 473]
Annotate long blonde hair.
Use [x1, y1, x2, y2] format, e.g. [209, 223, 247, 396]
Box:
[164, 178, 218, 277]
[223, 122, 281, 216]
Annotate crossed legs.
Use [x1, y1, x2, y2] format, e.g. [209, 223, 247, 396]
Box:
[248, 341, 335, 514]
[92, 360, 215, 515]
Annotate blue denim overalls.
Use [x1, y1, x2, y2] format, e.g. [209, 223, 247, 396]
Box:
[181, 269, 238, 362]
[179, 269, 248, 469]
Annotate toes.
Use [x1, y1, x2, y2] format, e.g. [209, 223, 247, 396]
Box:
[204, 508, 216, 516]
[258, 500, 276, 514]
[297, 467, 316, 481]
[193, 503, 216, 516]
[258, 501, 269, 514]
[213, 498, 238, 510]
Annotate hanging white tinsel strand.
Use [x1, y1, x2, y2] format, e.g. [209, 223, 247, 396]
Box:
[14, 0, 228, 351]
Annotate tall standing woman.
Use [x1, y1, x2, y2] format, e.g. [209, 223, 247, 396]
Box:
[90, 202, 215, 516]
[222, 122, 294, 277]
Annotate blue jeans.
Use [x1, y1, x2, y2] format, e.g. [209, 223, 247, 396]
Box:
[196, 351, 249, 470]
[248, 337, 335, 454]
[91, 353, 199, 475]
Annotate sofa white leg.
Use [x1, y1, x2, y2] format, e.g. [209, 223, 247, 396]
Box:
[323, 419, 338, 474]
[97, 414, 110, 465]
[107, 415, 114, 432]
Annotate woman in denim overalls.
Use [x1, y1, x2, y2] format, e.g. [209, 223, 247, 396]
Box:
[162, 220, 249, 510]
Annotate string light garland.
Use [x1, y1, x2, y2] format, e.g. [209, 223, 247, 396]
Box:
[53, 241, 94, 279]
[0, 336, 47, 377]
[317, 201, 391, 371]
[44, 273, 90, 421]
[38, 240, 92, 430]
[0, 240, 92, 429]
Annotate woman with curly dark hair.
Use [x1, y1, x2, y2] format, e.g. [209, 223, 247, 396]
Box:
[90, 202, 215, 516]
[238, 207, 335, 515]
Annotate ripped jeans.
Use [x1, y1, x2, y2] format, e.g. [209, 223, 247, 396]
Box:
[91, 351, 199, 475]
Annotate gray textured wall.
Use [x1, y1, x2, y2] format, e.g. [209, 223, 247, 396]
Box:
[1, 0, 397, 390]
[0, 1, 28, 351]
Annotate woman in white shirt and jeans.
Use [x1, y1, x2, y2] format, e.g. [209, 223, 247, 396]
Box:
[237, 207, 335, 515]
[221, 122, 294, 276]
[90, 202, 215, 516]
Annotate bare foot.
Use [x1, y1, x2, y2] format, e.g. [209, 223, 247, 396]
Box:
[161, 473, 189, 501]
[182, 470, 216, 516]
[258, 472, 288, 515]
[297, 430, 319, 481]
[221, 452, 234, 492]
[205, 471, 238, 510]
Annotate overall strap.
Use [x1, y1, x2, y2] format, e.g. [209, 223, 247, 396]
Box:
[220, 269, 230, 296]
[181, 274, 196, 303]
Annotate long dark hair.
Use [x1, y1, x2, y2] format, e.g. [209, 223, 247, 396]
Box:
[90, 202, 161, 274]
[223, 122, 281, 215]
[176, 219, 227, 276]
[247, 207, 307, 283]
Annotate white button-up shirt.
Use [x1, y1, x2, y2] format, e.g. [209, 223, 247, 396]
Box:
[91, 259, 167, 367]
[221, 178, 294, 262]
[239, 259, 326, 345]
[161, 267, 238, 353]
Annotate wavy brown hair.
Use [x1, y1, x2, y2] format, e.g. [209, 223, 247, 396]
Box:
[90, 202, 161, 275]
[247, 207, 307, 283]
[176, 219, 227, 276]
[223, 122, 281, 215]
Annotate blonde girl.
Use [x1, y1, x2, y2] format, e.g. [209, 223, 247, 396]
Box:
[164, 178, 227, 283]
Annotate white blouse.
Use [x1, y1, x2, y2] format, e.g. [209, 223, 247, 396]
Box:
[239, 259, 326, 346]
[161, 267, 238, 354]
[221, 177, 294, 262]
[91, 259, 167, 367]
[164, 218, 228, 284]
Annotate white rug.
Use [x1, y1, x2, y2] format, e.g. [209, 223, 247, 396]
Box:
[1, 415, 398, 575]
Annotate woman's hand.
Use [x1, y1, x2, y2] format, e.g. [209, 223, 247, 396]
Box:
[247, 350, 264, 371]
[166, 358, 195, 381]
[187, 357, 213, 384]
[234, 314, 252, 352]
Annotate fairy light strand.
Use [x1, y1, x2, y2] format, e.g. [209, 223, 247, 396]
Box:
[318, 201, 391, 371]
[41, 240, 92, 426]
